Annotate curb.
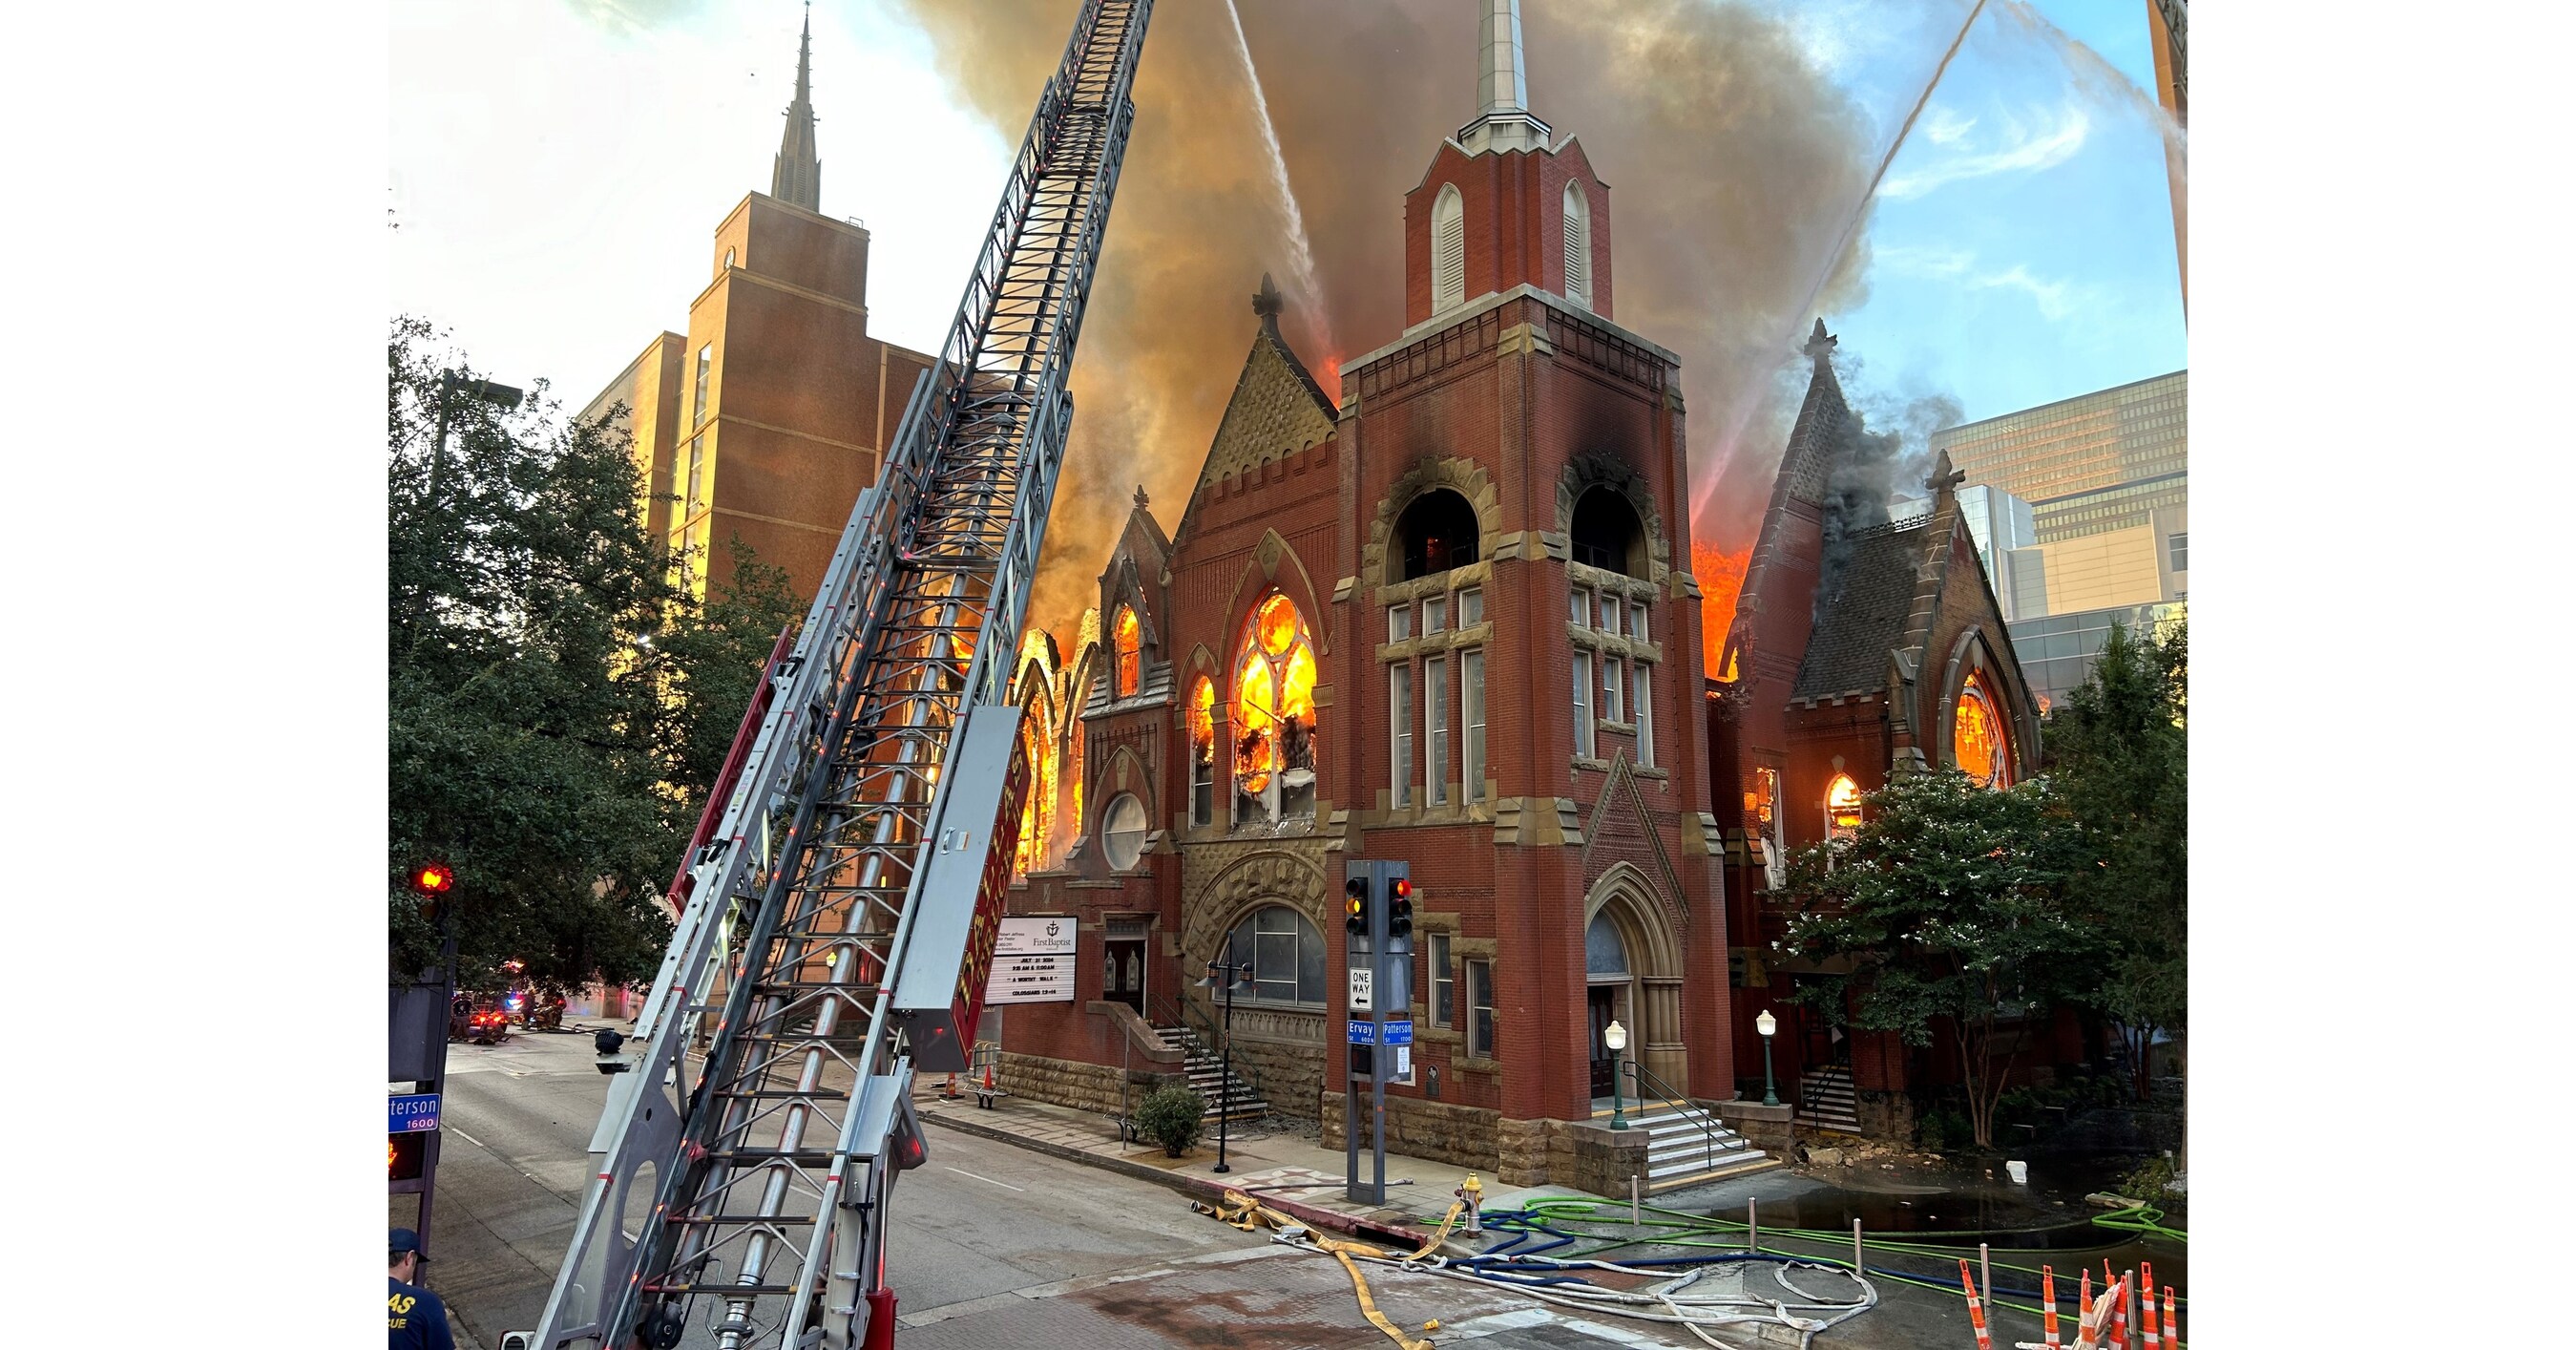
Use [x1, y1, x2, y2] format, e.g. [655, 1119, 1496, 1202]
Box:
[919, 1108, 1430, 1247]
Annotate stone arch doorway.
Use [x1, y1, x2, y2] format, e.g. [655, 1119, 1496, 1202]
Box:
[1583, 867, 1686, 1104]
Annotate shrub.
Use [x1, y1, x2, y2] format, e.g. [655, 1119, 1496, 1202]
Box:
[1137, 1086, 1205, 1157]
[1918, 1105, 1972, 1152]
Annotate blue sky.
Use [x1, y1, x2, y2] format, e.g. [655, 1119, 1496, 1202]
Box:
[1809, 0, 2187, 422]
[390, 0, 2185, 433]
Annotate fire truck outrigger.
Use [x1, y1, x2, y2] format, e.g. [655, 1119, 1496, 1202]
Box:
[523, 4, 1155, 1345]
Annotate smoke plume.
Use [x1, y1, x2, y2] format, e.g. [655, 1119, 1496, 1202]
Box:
[1808, 366, 1961, 632]
[886, 0, 1889, 644]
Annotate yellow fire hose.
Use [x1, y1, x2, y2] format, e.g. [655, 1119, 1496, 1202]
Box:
[1193, 1189, 1453, 1350]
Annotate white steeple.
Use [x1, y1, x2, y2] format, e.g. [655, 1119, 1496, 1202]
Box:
[1458, 0, 1552, 155]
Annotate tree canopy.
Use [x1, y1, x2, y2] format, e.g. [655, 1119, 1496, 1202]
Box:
[388, 318, 800, 996]
[2044, 618, 2189, 1088]
[1774, 770, 2102, 1147]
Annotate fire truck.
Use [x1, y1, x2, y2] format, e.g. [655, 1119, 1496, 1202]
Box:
[520, 4, 1155, 1346]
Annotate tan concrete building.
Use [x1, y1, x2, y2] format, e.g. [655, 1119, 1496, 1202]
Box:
[578, 11, 932, 602]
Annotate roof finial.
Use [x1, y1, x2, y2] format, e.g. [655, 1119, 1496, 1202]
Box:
[1252, 273, 1284, 323]
[1801, 318, 1838, 366]
[771, 3, 822, 211]
[1133, 484, 1151, 510]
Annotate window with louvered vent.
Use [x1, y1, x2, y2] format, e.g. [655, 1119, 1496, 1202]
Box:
[1562, 181, 1592, 310]
[1432, 184, 1465, 314]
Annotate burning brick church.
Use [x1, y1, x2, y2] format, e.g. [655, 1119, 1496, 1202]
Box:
[985, 0, 2054, 1186]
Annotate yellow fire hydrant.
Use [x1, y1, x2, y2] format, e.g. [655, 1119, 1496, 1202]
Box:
[1456, 1172, 1484, 1235]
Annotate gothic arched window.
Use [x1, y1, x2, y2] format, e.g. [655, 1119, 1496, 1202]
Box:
[1112, 605, 1141, 698]
[1561, 180, 1592, 310]
[1826, 774, 1863, 843]
[1954, 672, 2009, 788]
[1234, 594, 1319, 827]
[1432, 183, 1466, 314]
[1225, 904, 1325, 1005]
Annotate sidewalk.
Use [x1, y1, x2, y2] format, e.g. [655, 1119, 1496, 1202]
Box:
[914, 1091, 1563, 1248]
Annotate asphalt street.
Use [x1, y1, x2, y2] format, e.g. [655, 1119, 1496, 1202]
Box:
[402, 1025, 1711, 1349]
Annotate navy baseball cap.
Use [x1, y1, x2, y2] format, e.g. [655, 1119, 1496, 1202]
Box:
[391, 1228, 427, 1257]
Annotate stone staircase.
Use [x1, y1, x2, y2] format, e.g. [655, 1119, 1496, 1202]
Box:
[1795, 1065, 1863, 1133]
[1594, 1100, 1777, 1193]
[1152, 1024, 1268, 1124]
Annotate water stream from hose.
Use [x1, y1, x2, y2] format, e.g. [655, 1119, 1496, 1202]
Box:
[1223, 0, 1333, 354]
[1690, 0, 1991, 526]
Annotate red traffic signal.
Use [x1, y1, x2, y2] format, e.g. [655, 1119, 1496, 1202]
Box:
[410, 863, 456, 897]
[1391, 878, 1412, 900]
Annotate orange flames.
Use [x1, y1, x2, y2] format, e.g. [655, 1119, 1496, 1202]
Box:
[1693, 539, 1752, 680]
[1316, 353, 1343, 406]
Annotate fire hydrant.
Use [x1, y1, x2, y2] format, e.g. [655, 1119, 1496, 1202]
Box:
[1456, 1173, 1484, 1234]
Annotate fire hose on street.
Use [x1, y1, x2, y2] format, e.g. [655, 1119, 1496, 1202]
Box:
[1191, 1189, 1879, 1350]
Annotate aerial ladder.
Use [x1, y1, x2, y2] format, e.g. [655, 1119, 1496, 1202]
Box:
[526, 3, 1154, 1345]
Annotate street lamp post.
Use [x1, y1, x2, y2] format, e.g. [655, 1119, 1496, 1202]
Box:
[1756, 1008, 1779, 1107]
[1604, 1019, 1630, 1130]
[1197, 960, 1257, 1173]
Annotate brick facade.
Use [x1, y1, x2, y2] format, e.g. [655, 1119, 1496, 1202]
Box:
[995, 108, 1733, 1186]
[1706, 327, 2078, 1134]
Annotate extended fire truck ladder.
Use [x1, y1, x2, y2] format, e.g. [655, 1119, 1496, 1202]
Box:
[528, 4, 1153, 1347]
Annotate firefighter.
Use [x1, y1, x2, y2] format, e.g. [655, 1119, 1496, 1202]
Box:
[388, 1228, 456, 1350]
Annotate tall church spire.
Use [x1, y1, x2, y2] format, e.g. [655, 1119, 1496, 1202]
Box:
[771, 3, 822, 211]
[1458, 0, 1551, 155]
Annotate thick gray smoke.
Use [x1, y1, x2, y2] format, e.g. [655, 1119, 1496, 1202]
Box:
[1809, 369, 1962, 630]
[885, 0, 1884, 644]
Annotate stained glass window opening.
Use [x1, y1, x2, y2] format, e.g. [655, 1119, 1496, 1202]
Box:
[1113, 605, 1142, 698]
[1234, 594, 1320, 825]
[1827, 773, 1863, 842]
[1225, 904, 1325, 1004]
[1584, 913, 1629, 977]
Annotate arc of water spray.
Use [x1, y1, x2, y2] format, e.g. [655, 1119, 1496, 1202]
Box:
[1689, 0, 1989, 523]
[1223, 0, 1333, 352]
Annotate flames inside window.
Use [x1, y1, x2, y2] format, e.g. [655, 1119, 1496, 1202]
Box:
[1826, 773, 1862, 842]
[1954, 672, 2007, 787]
[1113, 605, 1142, 697]
[1234, 594, 1318, 827]
[1188, 677, 1216, 825]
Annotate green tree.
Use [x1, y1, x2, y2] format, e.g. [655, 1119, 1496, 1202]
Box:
[656, 537, 802, 812]
[389, 317, 681, 995]
[1774, 770, 2102, 1149]
[2045, 618, 2188, 1100]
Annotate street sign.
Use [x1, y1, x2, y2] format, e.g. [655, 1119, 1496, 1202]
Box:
[389, 1093, 442, 1133]
[1348, 966, 1372, 1011]
[1347, 1021, 1373, 1044]
[1382, 1020, 1414, 1045]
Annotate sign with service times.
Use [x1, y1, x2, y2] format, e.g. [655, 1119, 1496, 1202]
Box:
[985, 915, 1079, 1003]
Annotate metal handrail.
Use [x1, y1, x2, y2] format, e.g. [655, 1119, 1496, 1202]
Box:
[1151, 989, 1267, 1109]
[1621, 1058, 1728, 1174]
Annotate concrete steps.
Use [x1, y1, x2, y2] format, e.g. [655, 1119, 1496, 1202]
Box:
[1152, 1025, 1268, 1123]
[1796, 1065, 1862, 1132]
[1593, 1102, 1775, 1193]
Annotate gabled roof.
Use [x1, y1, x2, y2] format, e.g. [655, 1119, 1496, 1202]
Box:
[1196, 276, 1338, 488]
[1791, 519, 1934, 700]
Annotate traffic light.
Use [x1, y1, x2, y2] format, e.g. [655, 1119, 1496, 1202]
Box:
[409, 862, 455, 897]
[1345, 876, 1368, 936]
[389, 1130, 428, 1183]
[1388, 876, 1414, 940]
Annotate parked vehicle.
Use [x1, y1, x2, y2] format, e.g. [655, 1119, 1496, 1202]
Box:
[450, 993, 512, 1044]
